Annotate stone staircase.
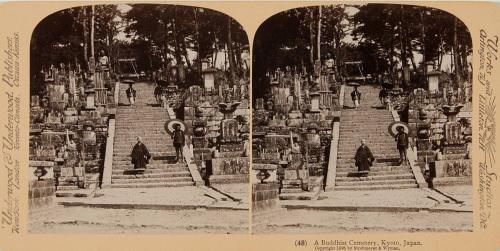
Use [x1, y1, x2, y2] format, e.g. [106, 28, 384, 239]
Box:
[111, 82, 194, 188]
[335, 85, 417, 191]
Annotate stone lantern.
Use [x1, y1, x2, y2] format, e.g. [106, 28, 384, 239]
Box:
[202, 67, 217, 91]
[441, 104, 466, 154]
[426, 70, 441, 93]
[416, 108, 431, 150]
[201, 58, 210, 71]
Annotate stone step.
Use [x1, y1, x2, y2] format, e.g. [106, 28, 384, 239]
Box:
[339, 127, 391, 132]
[337, 147, 397, 153]
[339, 135, 393, 141]
[341, 117, 392, 121]
[112, 162, 187, 170]
[114, 140, 173, 145]
[114, 137, 171, 142]
[282, 179, 304, 186]
[110, 181, 194, 188]
[113, 151, 176, 157]
[111, 167, 188, 175]
[115, 122, 168, 126]
[338, 142, 396, 148]
[56, 185, 80, 191]
[336, 165, 411, 173]
[113, 155, 177, 162]
[279, 193, 315, 200]
[335, 173, 415, 182]
[335, 178, 416, 187]
[337, 154, 400, 160]
[336, 169, 411, 177]
[116, 114, 168, 117]
[115, 128, 167, 132]
[334, 183, 418, 191]
[337, 158, 400, 164]
[113, 147, 176, 154]
[280, 187, 304, 194]
[113, 145, 175, 151]
[112, 159, 181, 164]
[111, 176, 193, 184]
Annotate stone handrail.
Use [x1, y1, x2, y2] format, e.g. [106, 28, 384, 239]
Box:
[325, 121, 340, 191]
[102, 118, 115, 188]
[325, 84, 345, 191]
[101, 81, 120, 188]
[183, 146, 204, 187]
[390, 109, 427, 188]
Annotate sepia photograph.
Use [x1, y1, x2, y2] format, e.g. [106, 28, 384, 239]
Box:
[252, 4, 473, 234]
[28, 3, 250, 234]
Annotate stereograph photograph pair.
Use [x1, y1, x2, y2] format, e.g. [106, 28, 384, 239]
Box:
[0, 1, 498, 251]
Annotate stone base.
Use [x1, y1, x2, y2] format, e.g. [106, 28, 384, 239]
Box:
[433, 159, 472, 178]
[211, 157, 249, 176]
[432, 176, 471, 186]
[442, 144, 467, 155]
[29, 179, 55, 211]
[252, 182, 280, 213]
[209, 174, 249, 184]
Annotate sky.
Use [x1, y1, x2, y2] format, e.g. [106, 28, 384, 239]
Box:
[111, 4, 465, 73]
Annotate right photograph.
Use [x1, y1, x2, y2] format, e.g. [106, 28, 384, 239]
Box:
[252, 4, 473, 234]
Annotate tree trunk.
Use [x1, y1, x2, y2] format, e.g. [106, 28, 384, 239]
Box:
[317, 6, 322, 62]
[420, 10, 426, 77]
[226, 17, 237, 87]
[235, 41, 242, 77]
[212, 28, 218, 67]
[82, 7, 89, 72]
[309, 9, 315, 72]
[181, 37, 192, 71]
[453, 17, 461, 84]
[193, 8, 202, 75]
[461, 43, 469, 81]
[90, 5, 95, 68]
[172, 7, 183, 66]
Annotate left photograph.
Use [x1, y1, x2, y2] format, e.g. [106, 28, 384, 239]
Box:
[28, 4, 250, 234]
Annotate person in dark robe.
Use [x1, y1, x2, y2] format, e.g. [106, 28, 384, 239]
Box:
[354, 139, 375, 175]
[131, 137, 151, 169]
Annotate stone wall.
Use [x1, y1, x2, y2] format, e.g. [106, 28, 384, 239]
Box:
[28, 179, 55, 210]
[252, 182, 280, 213]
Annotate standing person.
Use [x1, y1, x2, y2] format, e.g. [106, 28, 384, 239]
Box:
[131, 137, 151, 170]
[171, 124, 185, 163]
[351, 86, 361, 109]
[395, 126, 409, 165]
[126, 82, 136, 106]
[354, 139, 375, 176]
[154, 83, 162, 103]
[379, 87, 388, 108]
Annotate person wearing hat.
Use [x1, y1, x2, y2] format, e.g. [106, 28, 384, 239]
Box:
[126, 82, 137, 106]
[171, 123, 185, 163]
[354, 139, 374, 175]
[351, 86, 361, 109]
[379, 86, 388, 108]
[131, 137, 151, 170]
[154, 83, 163, 103]
[395, 126, 409, 165]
